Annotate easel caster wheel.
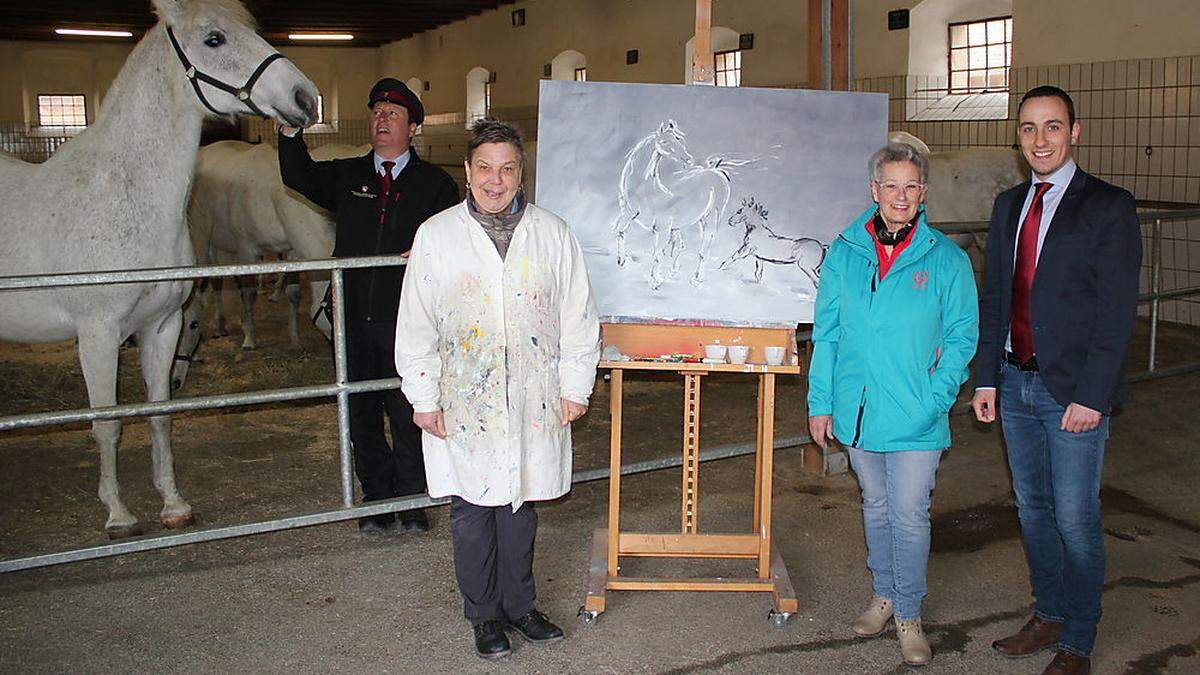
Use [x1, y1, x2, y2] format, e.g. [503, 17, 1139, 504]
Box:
[769, 609, 794, 628]
[578, 606, 601, 627]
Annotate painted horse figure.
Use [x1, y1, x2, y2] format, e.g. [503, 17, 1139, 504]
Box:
[614, 120, 747, 289]
[0, 0, 318, 537]
[718, 197, 827, 288]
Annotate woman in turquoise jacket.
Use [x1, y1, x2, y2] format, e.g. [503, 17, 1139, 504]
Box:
[807, 142, 978, 666]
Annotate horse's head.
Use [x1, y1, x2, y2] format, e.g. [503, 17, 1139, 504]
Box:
[729, 197, 768, 228]
[170, 299, 203, 392]
[652, 119, 693, 165]
[153, 0, 319, 127]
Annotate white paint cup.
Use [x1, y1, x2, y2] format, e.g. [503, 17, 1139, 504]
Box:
[764, 346, 786, 366]
[727, 345, 751, 364]
[703, 344, 727, 362]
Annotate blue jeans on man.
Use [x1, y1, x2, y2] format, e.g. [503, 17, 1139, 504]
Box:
[848, 447, 944, 620]
[999, 360, 1108, 657]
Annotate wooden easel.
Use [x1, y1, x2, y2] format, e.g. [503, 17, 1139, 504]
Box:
[579, 323, 801, 627]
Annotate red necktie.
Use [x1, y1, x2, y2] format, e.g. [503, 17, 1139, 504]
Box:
[377, 160, 395, 223]
[1010, 182, 1053, 363]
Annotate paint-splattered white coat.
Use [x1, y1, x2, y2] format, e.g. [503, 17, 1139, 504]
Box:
[395, 201, 601, 510]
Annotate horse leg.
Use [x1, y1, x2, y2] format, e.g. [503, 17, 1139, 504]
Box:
[238, 274, 258, 350]
[667, 228, 685, 278]
[208, 277, 229, 337]
[284, 272, 302, 349]
[136, 311, 195, 530]
[648, 227, 666, 290]
[76, 325, 139, 537]
[692, 223, 718, 286]
[613, 208, 637, 267]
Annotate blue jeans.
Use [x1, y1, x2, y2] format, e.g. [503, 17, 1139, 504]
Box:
[848, 447, 944, 620]
[999, 360, 1108, 657]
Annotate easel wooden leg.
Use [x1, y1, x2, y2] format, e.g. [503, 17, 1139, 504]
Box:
[757, 374, 776, 580]
[753, 375, 765, 531]
[607, 369, 624, 576]
[681, 372, 702, 533]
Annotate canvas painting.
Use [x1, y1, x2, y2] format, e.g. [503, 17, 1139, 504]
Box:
[535, 80, 888, 325]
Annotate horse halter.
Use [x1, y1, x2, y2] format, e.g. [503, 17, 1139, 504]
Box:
[166, 25, 285, 118]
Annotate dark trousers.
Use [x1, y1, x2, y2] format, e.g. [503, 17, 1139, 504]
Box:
[346, 319, 426, 503]
[450, 497, 538, 624]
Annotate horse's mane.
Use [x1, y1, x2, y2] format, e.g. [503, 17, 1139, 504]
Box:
[741, 197, 768, 220]
[154, 0, 258, 29]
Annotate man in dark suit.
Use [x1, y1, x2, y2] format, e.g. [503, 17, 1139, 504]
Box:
[278, 78, 459, 534]
[972, 86, 1141, 675]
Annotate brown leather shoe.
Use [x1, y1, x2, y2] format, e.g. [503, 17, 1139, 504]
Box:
[1042, 649, 1090, 675]
[992, 616, 1063, 658]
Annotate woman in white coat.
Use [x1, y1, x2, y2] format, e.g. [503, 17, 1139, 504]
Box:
[395, 118, 601, 660]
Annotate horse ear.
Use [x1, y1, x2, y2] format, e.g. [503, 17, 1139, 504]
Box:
[152, 0, 184, 24]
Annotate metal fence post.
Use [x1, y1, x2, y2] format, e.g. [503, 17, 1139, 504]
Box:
[330, 268, 355, 508]
[1149, 218, 1162, 373]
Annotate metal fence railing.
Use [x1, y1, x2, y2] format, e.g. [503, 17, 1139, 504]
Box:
[934, 205, 1200, 380]
[1, 208, 1198, 573]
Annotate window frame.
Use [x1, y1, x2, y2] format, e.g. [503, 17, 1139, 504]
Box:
[714, 48, 741, 87]
[947, 15, 1012, 94]
[36, 93, 88, 128]
[573, 66, 587, 82]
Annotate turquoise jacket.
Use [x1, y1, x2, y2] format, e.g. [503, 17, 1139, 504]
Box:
[807, 205, 979, 452]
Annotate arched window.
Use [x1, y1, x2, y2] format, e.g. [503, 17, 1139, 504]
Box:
[684, 26, 740, 85]
[466, 66, 490, 127]
[551, 50, 587, 81]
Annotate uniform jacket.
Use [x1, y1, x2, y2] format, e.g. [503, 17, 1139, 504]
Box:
[975, 168, 1141, 412]
[278, 131, 459, 323]
[394, 202, 601, 509]
[808, 205, 979, 451]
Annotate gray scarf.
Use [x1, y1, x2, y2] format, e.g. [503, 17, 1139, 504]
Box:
[467, 190, 526, 260]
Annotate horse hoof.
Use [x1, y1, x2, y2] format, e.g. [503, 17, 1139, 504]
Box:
[162, 513, 196, 530]
[106, 523, 144, 540]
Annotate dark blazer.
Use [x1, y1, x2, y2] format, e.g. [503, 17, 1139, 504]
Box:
[976, 166, 1142, 412]
[278, 131, 460, 324]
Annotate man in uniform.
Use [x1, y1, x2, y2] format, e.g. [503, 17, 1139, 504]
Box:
[279, 78, 459, 534]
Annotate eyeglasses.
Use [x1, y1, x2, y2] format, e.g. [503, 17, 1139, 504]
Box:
[874, 180, 925, 196]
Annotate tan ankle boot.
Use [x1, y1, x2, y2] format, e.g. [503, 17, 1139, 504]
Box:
[896, 618, 932, 666]
[852, 596, 893, 637]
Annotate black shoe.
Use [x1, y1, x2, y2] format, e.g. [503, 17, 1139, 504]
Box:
[507, 609, 565, 644]
[357, 513, 394, 535]
[473, 620, 511, 659]
[399, 508, 430, 532]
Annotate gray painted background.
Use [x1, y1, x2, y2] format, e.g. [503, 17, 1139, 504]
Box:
[535, 80, 887, 325]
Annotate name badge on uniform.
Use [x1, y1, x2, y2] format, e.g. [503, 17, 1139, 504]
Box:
[351, 184, 377, 199]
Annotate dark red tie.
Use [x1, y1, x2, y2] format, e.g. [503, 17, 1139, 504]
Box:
[377, 160, 395, 223]
[1011, 182, 1053, 363]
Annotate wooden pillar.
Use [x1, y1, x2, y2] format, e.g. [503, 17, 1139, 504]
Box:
[808, 0, 852, 90]
[692, 0, 714, 85]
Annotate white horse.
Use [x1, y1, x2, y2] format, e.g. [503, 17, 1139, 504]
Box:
[718, 197, 827, 287]
[186, 141, 363, 350]
[888, 131, 1028, 250]
[614, 120, 749, 289]
[0, 0, 318, 537]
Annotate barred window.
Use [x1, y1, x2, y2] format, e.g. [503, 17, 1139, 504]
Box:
[37, 94, 87, 127]
[948, 16, 1012, 93]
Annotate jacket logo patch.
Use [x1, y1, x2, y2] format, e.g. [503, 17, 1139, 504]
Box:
[912, 270, 929, 290]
